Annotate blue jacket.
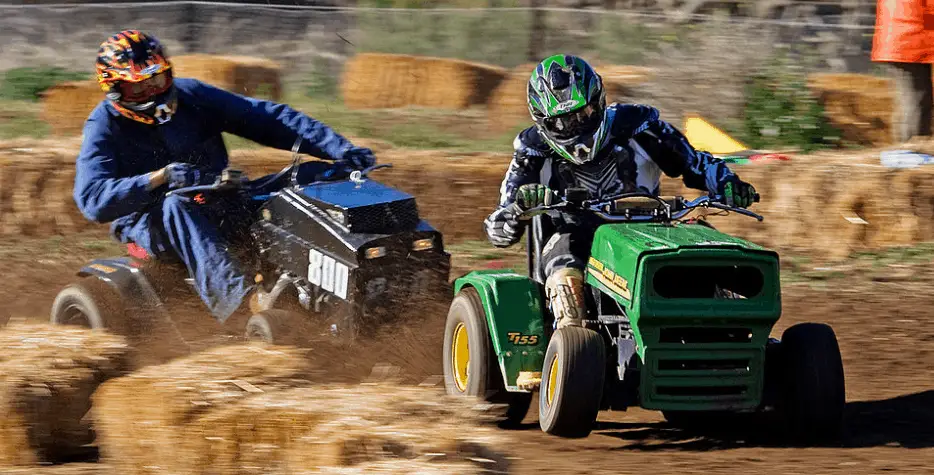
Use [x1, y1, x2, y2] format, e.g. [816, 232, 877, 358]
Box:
[74, 77, 356, 231]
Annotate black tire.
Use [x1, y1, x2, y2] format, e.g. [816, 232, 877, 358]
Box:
[245, 310, 308, 347]
[443, 287, 532, 426]
[50, 278, 125, 333]
[539, 326, 606, 438]
[778, 322, 846, 442]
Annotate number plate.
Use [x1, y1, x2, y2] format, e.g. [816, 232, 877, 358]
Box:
[308, 249, 349, 300]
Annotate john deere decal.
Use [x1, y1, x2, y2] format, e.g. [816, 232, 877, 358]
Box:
[587, 257, 631, 300]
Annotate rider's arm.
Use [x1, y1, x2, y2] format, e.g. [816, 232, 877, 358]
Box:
[614, 104, 736, 195]
[183, 78, 356, 161]
[484, 134, 546, 248]
[73, 114, 161, 223]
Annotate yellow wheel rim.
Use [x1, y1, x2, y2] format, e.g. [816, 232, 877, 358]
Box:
[452, 322, 470, 392]
[546, 354, 560, 406]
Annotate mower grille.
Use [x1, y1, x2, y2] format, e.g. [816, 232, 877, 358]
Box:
[346, 198, 420, 234]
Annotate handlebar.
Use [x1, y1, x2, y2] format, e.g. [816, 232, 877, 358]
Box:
[164, 137, 388, 199]
[518, 191, 763, 223]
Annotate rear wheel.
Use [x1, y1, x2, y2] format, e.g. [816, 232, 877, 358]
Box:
[443, 287, 532, 426]
[778, 322, 846, 442]
[539, 326, 606, 437]
[50, 278, 125, 333]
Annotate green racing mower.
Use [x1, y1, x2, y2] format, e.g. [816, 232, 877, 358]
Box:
[442, 189, 845, 441]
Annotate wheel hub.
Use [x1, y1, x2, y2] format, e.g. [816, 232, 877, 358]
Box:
[452, 322, 470, 392]
[546, 355, 560, 406]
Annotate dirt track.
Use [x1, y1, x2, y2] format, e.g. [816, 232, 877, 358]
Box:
[1, 231, 933, 474]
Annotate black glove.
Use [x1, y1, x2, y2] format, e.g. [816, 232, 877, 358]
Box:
[720, 176, 758, 208]
[164, 163, 205, 189]
[343, 147, 376, 170]
[515, 184, 555, 211]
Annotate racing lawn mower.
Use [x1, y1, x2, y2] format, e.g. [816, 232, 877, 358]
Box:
[442, 189, 845, 443]
[50, 143, 451, 346]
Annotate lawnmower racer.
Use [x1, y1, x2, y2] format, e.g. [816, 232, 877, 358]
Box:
[73, 30, 375, 323]
[484, 54, 758, 330]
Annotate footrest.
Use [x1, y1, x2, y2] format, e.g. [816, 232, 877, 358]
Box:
[516, 371, 542, 390]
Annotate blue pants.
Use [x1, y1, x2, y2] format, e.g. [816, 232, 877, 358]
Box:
[112, 161, 334, 323]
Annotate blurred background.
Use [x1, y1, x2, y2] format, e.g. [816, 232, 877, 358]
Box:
[0, 0, 884, 151]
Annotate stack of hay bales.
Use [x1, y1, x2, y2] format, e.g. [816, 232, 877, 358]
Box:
[0, 323, 131, 465]
[92, 343, 509, 474]
[39, 54, 283, 137]
[807, 73, 895, 147]
[485, 62, 654, 132]
[341, 53, 508, 110]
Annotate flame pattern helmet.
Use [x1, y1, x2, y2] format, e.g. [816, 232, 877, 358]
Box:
[96, 30, 177, 125]
[527, 55, 608, 165]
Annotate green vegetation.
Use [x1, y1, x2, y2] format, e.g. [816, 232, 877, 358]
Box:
[0, 100, 49, 139]
[736, 55, 842, 153]
[0, 67, 90, 102]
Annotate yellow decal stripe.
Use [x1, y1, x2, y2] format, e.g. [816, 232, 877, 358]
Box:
[587, 262, 632, 300]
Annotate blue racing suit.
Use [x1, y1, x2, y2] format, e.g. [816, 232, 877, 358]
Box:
[484, 104, 743, 277]
[74, 77, 360, 322]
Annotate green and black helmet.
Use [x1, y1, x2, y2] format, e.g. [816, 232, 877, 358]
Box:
[527, 54, 608, 165]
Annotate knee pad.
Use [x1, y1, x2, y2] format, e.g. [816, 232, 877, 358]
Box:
[545, 267, 586, 326]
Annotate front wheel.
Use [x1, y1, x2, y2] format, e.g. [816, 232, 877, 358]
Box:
[442, 287, 532, 426]
[245, 310, 309, 347]
[539, 326, 606, 438]
[50, 278, 125, 333]
[777, 322, 846, 442]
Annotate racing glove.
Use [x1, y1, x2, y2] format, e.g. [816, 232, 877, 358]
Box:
[164, 162, 205, 189]
[515, 183, 555, 211]
[720, 177, 758, 208]
[343, 146, 376, 170]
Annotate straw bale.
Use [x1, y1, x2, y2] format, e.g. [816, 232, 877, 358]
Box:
[180, 384, 508, 474]
[807, 73, 896, 146]
[91, 343, 312, 474]
[38, 80, 103, 137]
[171, 54, 283, 100]
[341, 53, 508, 110]
[0, 323, 131, 465]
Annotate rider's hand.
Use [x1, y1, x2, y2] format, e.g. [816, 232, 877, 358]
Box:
[515, 184, 555, 211]
[720, 177, 757, 208]
[163, 163, 205, 189]
[343, 147, 376, 170]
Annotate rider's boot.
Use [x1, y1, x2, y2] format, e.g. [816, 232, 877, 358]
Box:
[545, 267, 586, 329]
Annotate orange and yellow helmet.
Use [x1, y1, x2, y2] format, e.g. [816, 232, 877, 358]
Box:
[96, 30, 177, 125]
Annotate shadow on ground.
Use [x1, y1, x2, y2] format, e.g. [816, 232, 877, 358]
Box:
[503, 391, 934, 451]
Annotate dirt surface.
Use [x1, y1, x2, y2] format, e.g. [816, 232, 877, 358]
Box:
[1, 232, 933, 474]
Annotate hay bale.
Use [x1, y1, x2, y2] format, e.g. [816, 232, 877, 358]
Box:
[341, 53, 508, 110]
[808, 73, 895, 147]
[0, 323, 131, 465]
[486, 63, 537, 132]
[170, 54, 283, 100]
[91, 343, 312, 474]
[183, 384, 509, 474]
[38, 80, 103, 137]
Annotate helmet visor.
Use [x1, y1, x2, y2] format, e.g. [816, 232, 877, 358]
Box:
[119, 70, 173, 103]
[543, 104, 603, 142]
